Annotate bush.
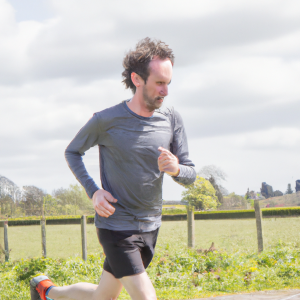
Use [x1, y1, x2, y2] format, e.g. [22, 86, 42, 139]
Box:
[2, 245, 300, 299]
[7, 215, 95, 226]
[182, 176, 219, 210]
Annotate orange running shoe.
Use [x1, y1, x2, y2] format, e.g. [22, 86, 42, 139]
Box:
[30, 274, 56, 300]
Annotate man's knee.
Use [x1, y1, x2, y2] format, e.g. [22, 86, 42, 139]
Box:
[92, 294, 119, 300]
[120, 274, 157, 300]
[142, 290, 157, 300]
[129, 290, 156, 300]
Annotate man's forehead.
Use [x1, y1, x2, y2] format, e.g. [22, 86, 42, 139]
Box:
[149, 57, 172, 77]
[150, 56, 172, 66]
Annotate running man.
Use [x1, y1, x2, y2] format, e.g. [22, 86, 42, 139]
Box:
[30, 37, 196, 300]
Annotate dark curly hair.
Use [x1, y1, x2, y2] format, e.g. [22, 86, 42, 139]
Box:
[122, 37, 175, 94]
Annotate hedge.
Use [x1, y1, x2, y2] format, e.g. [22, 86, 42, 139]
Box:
[5, 207, 300, 226]
[7, 215, 95, 226]
[262, 207, 300, 217]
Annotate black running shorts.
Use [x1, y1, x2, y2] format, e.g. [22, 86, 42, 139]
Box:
[96, 228, 159, 279]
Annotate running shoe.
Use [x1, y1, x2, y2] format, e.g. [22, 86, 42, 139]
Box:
[30, 274, 55, 300]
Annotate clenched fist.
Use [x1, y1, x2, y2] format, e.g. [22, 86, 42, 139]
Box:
[92, 189, 118, 218]
[157, 147, 180, 177]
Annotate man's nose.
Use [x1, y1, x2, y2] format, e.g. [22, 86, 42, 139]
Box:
[160, 85, 168, 96]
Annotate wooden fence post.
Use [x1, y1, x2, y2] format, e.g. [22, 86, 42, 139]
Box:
[254, 199, 263, 253]
[187, 205, 195, 248]
[0, 221, 4, 251]
[0, 221, 3, 261]
[4, 221, 9, 262]
[81, 215, 87, 261]
[41, 218, 47, 258]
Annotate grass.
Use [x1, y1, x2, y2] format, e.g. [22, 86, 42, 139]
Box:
[162, 205, 186, 208]
[2, 218, 300, 299]
[5, 218, 300, 260]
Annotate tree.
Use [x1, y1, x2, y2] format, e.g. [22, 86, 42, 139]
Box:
[198, 165, 228, 203]
[182, 176, 219, 210]
[198, 165, 227, 183]
[285, 183, 293, 194]
[245, 188, 251, 200]
[21, 186, 46, 216]
[223, 192, 247, 208]
[52, 184, 94, 215]
[0, 194, 14, 217]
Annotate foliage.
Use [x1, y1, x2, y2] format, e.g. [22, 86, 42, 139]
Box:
[198, 165, 229, 197]
[285, 184, 293, 195]
[0, 194, 15, 217]
[8, 215, 94, 221]
[198, 165, 227, 184]
[0, 245, 5, 262]
[249, 199, 254, 208]
[262, 207, 300, 217]
[22, 185, 46, 216]
[162, 205, 186, 215]
[2, 184, 95, 219]
[10, 184, 95, 218]
[182, 176, 219, 210]
[194, 207, 300, 216]
[2, 244, 300, 299]
[7, 206, 300, 225]
[5, 205, 300, 232]
[51, 184, 94, 216]
[223, 192, 247, 208]
[162, 208, 187, 215]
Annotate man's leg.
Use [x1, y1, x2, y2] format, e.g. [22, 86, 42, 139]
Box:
[119, 271, 156, 300]
[47, 270, 123, 300]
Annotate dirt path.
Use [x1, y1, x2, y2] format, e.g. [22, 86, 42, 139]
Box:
[193, 289, 300, 299]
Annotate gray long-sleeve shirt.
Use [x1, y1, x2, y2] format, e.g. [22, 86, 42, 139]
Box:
[65, 100, 196, 232]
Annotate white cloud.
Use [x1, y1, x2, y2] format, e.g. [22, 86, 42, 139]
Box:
[0, 0, 300, 200]
[236, 128, 300, 150]
[189, 128, 300, 197]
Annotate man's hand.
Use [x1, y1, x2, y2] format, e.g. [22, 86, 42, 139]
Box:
[158, 147, 180, 177]
[92, 189, 118, 218]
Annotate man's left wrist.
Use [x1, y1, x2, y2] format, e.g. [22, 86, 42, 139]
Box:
[173, 167, 180, 177]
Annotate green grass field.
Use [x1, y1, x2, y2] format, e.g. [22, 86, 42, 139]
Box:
[2, 218, 300, 299]
[6, 217, 300, 260]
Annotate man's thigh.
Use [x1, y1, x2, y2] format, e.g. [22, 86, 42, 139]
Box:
[119, 271, 156, 300]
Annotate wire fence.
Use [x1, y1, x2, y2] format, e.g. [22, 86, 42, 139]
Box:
[1, 201, 300, 262]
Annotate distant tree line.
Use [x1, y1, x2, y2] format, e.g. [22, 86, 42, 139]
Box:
[0, 184, 94, 218]
[1, 164, 258, 218]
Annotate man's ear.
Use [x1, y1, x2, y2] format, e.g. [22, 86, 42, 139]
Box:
[131, 72, 141, 88]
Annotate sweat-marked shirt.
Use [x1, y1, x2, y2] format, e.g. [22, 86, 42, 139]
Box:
[65, 100, 196, 232]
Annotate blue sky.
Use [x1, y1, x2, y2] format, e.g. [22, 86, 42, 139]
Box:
[9, 0, 53, 22]
[1, 0, 300, 199]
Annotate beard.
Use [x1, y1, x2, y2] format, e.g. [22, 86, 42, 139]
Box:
[142, 86, 164, 112]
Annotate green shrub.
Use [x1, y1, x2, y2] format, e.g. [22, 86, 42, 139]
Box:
[2, 244, 300, 299]
[262, 207, 300, 217]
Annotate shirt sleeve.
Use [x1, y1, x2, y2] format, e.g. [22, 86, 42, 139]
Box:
[170, 110, 197, 186]
[64, 114, 103, 199]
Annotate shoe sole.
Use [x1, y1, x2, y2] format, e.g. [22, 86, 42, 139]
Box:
[30, 275, 50, 300]
[30, 279, 42, 300]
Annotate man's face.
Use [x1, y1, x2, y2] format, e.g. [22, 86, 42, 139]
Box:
[142, 57, 173, 111]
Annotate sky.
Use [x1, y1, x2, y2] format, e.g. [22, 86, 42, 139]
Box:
[0, 0, 300, 200]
